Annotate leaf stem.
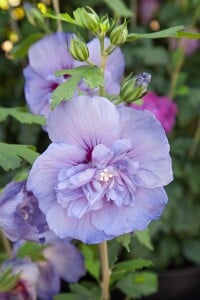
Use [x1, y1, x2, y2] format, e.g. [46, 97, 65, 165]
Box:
[52, 0, 62, 32]
[99, 241, 111, 300]
[0, 231, 12, 258]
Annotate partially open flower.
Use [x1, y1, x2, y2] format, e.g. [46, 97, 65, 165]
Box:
[0, 181, 55, 243]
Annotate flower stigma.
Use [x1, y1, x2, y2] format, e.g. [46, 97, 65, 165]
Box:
[99, 168, 114, 182]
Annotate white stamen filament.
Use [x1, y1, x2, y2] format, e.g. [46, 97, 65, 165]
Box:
[21, 209, 29, 220]
[100, 168, 113, 182]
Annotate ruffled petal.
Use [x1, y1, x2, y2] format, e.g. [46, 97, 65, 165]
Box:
[27, 143, 86, 213]
[118, 106, 173, 187]
[46, 203, 113, 243]
[28, 32, 74, 76]
[43, 242, 86, 282]
[92, 187, 167, 236]
[47, 95, 121, 151]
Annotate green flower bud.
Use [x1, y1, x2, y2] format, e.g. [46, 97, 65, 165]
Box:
[99, 15, 110, 35]
[120, 72, 151, 103]
[110, 21, 128, 45]
[78, 7, 99, 33]
[69, 37, 89, 62]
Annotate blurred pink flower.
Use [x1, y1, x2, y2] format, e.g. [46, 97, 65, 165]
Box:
[131, 92, 178, 133]
[138, 0, 160, 25]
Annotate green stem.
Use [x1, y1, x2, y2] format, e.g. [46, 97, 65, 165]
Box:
[99, 241, 111, 300]
[189, 117, 200, 159]
[99, 37, 108, 96]
[168, 49, 185, 99]
[0, 231, 12, 258]
[52, 0, 62, 32]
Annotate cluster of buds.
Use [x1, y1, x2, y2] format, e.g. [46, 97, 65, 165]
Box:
[74, 7, 128, 45]
[120, 72, 151, 103]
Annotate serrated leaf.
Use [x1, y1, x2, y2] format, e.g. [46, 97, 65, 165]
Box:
[0, 268, 20, 292]
[103, 0, 133, 17]
[117, 233, 131, 252]
[80, 245, 100, 280]
[51, 65, 104, 109]
[111, 259, 153, 284]
[116, 272, 158, 298]
[135, 230, 154, 251]
[127, 25, 184, 41]
[11, 33, 45, 59]
[0, 143, 39, 171]
[113, 258, 153, 272]
[16, 241, 47, 261]
[0, 107, 45, 125]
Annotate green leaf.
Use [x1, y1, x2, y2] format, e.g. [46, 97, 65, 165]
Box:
[80, 245, 100, 280]
[176, 31, 200, 39]
[70, 283, 99, 299]
[111, 258, 153, 284]
[117, 233, 131, 252]
[17, 241, 47, 261]
[45, 11, 77, 25]
[103, 0, 133, 17]
[11, 33, 45, 59]
[0, 268, 20, 292]
[135, 230, 154, 251]
[0, 143, 39, 171]
[127, 25, 185, 41]
[51, 65, 104, 109]
[113, 258, 153, 272]
[0, 107, 45, 125]
[116, 272, 158, 298]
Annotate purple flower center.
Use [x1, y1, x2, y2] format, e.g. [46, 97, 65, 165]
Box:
[55, 139, 140, 218]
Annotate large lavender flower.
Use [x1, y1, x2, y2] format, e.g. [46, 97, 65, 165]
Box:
[23, 33, 125, 118]
[27, 95, 173, 244]
[0, 181, 55, 243]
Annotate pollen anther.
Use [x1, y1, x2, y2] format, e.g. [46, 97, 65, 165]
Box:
[99, 168, 113, 182]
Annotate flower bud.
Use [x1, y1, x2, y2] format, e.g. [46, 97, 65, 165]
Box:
[120, 72, 151, 103]
[69, 37, 89, 62]
[110, 21, 128, 45]
[99, 15, 110, 35]
[78, 7, 99, 33]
